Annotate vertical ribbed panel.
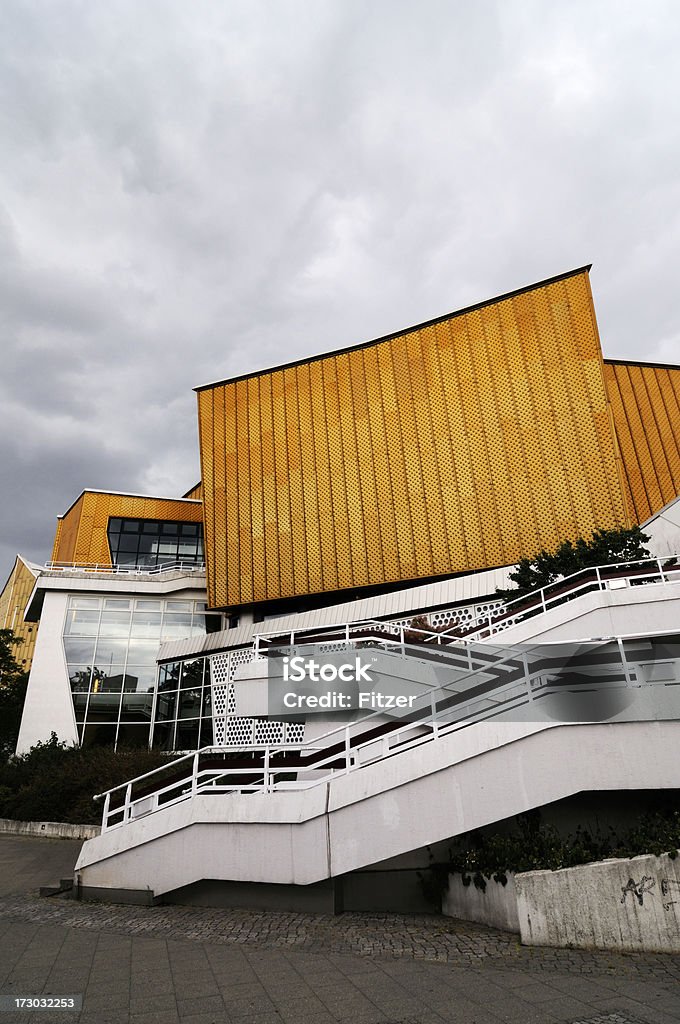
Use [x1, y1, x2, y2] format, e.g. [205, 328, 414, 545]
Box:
[0, 557, 39, 669]
[199, 269, 629, 609]
[604, 361, 680, 522]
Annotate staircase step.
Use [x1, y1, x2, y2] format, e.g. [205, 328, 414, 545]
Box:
[39, 878, 74, 898]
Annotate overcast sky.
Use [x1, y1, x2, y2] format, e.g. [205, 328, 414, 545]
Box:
[1, 0, 679, 581]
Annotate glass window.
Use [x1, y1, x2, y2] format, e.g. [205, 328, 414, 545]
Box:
[179, 659, 204, 689]
[130, 610, 162, 638]
[87, 691, 123, 717]
[95, 666, 127, 693]
[117, 534, 139, 553]
[82, 724, 117, 747]
[114, 723, 149, 748]
[69, 666, 93, 692]
[127, 639, 161, 666]
[160, 614, 193, 640]
[151, 721, 175, 750]
[119, 692, 154, 722]
[155, 690, 177, 721]
[99, 610, 132, 637]
[64, 610, 100, 636]
[175, 719, 200, 750]
[178, 689, 202, 718]
[92, 637, 128, 666]
[106, 518, 203, 569]
[64, 638, 96, 664]
[62, 595, 218, 754]
[69, 597, 100, 609]
[158, 662, 181, 691]
[123, 664, 157, 693]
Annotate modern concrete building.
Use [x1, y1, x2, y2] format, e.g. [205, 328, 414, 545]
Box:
[3, 265, 680, 912]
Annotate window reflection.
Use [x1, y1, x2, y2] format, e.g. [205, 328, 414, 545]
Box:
[63, 597, 216, 751]
[107, 517, 204, 569]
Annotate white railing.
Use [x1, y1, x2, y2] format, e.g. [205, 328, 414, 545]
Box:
[96, 632, 680, 832]
[460, 554, 680, 642]
[252, 556, 680, 653]
[44, 560, 206, 576]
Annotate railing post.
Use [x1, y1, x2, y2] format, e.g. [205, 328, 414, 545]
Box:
[658, 556, 665, 584]
[595, 565, 602, 591]
[430, 692, 439, 737]
[124, 783, 132, 823]
[617, 637, 634, 688]
[264, 746, 270, 793]
[102, 792, 110, 832]
[191, 752, 199, 797]
[344, 725, 351, 774]
[540, 587, 546, 614]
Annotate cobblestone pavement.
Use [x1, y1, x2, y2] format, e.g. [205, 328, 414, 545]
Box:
[0, 836, 679, 1024]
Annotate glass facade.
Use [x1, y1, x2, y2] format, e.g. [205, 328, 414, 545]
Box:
[107, 518, 204, 569]
[64, 595, 221, 748]
[152, 658, 213, 751]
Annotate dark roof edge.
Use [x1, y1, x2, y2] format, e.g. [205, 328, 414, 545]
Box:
[182, 481, 202, 498]
[604, 357, 680, 371]
[194, 264, 593, 392]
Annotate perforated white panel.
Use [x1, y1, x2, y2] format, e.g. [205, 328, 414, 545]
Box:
[209, 649, 304, 748]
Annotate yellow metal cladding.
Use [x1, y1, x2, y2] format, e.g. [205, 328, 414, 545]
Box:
[604, 361, 680, 522]
[0, 556, 39, 670]
[198, 268, 630, 609]
[183, 482, 203, 500]
[51, 491, 203, 566]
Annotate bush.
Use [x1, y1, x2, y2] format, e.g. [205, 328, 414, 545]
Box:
[0, 629, 29, 758]
[420, 807, 680, 904]
[0, 734, 172, 824]
[496, 526, 651, 603]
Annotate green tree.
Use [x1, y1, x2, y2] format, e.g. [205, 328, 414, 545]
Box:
[0, 629, 29, 758]
[496, 525, 651, 603]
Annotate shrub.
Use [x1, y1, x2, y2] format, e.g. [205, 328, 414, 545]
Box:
[496, 526, 651, 603]
[0, 734, 172, 824]
[420, 807, 680, 905]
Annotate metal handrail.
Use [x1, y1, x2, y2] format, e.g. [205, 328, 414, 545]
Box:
[97, 631, 680, 832]
[462, 554, 680, 642]
[44, 560, 206, 575]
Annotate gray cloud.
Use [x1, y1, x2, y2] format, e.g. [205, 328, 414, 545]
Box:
[1, 0, 679, 580]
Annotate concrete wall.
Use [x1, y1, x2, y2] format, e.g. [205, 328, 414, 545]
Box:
[515, 850, 680, 952]
[0, 818, 99, 840]
[643, 496, 680, 560]
[443, 873, 519, 933]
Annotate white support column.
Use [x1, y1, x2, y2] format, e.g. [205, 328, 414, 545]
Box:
[16, 591, 78, 753]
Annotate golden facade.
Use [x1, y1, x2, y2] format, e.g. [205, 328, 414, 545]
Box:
[604, 361, 680, 523]
[51, 491, 203, 566]
[0, 556, 39, 670]
[197, 267, 633, 610]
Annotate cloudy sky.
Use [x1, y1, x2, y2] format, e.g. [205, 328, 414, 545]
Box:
[1, 0, 679, 580]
